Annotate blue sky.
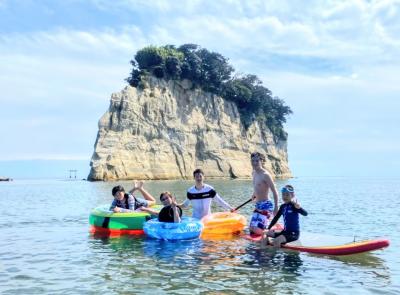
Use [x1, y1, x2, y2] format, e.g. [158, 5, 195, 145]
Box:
[1, 0, 399, 178]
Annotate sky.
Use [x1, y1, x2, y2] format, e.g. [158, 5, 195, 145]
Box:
[0, 0, 399, 178]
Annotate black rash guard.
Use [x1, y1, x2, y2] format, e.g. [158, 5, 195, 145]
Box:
[268, 202, 308, 232]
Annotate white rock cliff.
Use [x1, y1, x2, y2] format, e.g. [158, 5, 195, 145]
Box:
[88, 76, 291, 180]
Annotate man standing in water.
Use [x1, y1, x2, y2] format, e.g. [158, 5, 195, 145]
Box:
[249, 152, 279, 235]
[180, 169, 233, 219]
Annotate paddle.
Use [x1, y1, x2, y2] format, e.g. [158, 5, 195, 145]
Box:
[231, 197, 253, 212]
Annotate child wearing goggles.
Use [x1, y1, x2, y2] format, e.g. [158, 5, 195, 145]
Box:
[261, 185, 308, 248]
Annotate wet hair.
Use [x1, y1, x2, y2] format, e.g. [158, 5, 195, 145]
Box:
[250, 152, 266, 163]
[112, 185, 125, 196]
[193, 168, 204, 177]
[159, 191, 173, 201]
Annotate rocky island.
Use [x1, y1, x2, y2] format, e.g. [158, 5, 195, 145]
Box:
[88, 44, 292, 181]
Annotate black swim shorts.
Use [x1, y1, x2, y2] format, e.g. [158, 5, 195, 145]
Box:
[274, 230, 299, 243]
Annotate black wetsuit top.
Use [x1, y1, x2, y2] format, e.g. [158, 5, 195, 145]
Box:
[158, 205, 183, 223]
[268, 202, 308, 232]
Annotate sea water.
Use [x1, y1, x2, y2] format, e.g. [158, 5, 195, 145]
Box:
[0, 177, 399, 294]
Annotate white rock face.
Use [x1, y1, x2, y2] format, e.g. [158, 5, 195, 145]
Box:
[88, 76, 291, 180]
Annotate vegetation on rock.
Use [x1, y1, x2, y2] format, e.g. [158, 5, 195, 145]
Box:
[127, 44, 292, 140]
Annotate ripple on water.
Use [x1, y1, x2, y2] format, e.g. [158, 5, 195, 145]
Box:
[0, 178, 399, 294]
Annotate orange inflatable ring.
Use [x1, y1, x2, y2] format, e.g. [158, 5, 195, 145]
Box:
[201, 212, 247, 235]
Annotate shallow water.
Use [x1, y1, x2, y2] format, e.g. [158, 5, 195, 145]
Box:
[0, 177, 399, 294]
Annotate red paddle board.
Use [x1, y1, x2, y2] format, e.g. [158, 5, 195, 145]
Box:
[243, 231, 390, 255]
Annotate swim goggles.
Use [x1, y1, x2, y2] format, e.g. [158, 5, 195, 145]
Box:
[281, 186, 294, 193]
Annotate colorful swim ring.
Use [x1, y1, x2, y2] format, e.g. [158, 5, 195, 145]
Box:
[201, 212, 247, 235]
[89, 205, 161, 237]
[143, 217, 203, 240]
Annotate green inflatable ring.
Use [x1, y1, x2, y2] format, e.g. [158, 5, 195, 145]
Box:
[89, 205, 162, 230]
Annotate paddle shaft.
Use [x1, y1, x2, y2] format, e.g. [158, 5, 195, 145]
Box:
[233, 198, 253, 211]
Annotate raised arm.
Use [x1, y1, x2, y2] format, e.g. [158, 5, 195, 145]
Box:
[297, 207, 308, 216]
[171, 198, 181, 223]
[293, 201, 308, 216]
[265, 173, 279, 215]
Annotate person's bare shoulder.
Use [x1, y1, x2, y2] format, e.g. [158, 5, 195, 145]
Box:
[262, 169, 273, 181]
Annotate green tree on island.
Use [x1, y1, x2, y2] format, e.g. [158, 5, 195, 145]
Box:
[127, 44, 292, 141]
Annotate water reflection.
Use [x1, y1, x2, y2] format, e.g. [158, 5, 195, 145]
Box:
[323, 252, 392, 286]
[142, 238, 204, 263]
[90, 235, 144, 251]
[244, 244, 303, 279]
[1, 178, 397, 294]
[327, 251, 386, 267]
[87, 232, 393, 295]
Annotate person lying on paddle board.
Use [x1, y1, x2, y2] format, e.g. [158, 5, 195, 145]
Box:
[249, 152, 279, 235]
[179, 168, 233, 219]
[110, 181, 156, 213]
[261, 185, 308, 248]
[140, 191, 182, 223]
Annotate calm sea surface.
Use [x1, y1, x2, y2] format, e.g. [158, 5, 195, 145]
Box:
[0, 177, 399, 294]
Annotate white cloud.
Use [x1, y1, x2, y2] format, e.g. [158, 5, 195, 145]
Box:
[1, 0, 399, 172]
[0, 25, 145, 57]
[86, 0, 400, 60]
[3, 1, 398, 68]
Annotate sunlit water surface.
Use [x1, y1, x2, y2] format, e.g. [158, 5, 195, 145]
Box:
[0, 177, 399, 294]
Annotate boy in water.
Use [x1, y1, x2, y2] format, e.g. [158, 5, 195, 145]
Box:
[180, 169, 233, 219]
[110, 181, 156, 213]
[261, 185, 308, 248]
[249, 152, 279, 235]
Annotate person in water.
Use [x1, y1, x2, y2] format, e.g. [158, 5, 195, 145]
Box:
[140, 191, 182, 223]
[261, 185, 308, 248]
[110, 181, 156, 213]
[180, 168, 233, 220]
[249, 152, 279, 235]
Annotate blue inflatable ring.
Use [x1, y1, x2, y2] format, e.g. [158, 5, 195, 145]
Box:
[143, 217, 203, 240]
